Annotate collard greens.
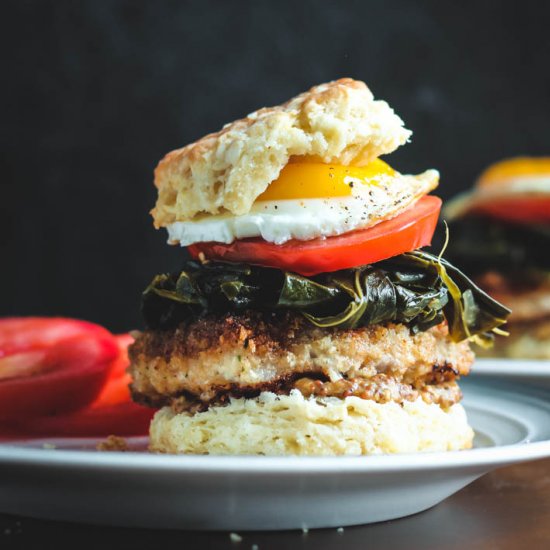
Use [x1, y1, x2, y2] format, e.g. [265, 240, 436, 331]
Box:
[447, 217, 550, 278]
[142, 251, 510, 345]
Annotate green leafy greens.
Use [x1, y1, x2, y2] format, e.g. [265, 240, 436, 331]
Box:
[447, 217, 550, 281]
[142, 251, 510, 346]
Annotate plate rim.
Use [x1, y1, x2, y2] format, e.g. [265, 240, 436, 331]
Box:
[1, 379, 550, 474]
[1, 439, 550, 474]
[472, 357, 550, 376]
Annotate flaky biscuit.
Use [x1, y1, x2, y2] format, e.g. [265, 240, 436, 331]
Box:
[152, 78, 412, 227]
[149, 393, 473, 455]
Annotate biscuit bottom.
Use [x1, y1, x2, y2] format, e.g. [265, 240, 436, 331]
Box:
[149, 390, 474, 455]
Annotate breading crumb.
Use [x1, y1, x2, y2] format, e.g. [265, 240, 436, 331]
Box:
[229, 532, 242, 543]
[96, 435, 129, 452]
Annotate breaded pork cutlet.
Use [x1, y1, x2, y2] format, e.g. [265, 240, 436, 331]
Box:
[130, 313, 472, 411]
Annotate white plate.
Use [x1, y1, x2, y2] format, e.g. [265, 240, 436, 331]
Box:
[1, 379, 550, 531]
[472, 358, 550, 388]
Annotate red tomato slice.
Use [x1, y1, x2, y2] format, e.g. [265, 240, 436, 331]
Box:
[0, 330, 155, 438]
[92, 375, 134, 408]
[471, 196, 550, 224]
[7, 401, 155, 437]
[0, 318, 118, 420]
[189, 196, 442, 276]
[0, 317, 110, 358]
[91, 333, 135, 407]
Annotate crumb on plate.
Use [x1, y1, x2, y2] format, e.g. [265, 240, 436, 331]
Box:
[96, 435, 129, 452]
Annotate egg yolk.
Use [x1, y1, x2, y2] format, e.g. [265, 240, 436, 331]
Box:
[478, 157, 550, 188]
[256, 158, 396, 202]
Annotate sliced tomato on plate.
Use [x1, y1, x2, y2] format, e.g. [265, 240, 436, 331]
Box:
[189, 195, 442, 276]
[0, 318, 118, 420]
[87, 333, 156, 436]
[0, 317, 113, 357]
[8, 401, 155, 437]
[0, 328, 155, 438]
[471, 195, 550, 224]
[91, 333, 135, 407]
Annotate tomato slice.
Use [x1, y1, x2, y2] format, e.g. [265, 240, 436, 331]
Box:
[0, 330, 155, 437]
[0, 317, 111, 358]
[6, 402, 155, 437]
[471, 196, 550, 224]
[91, 334, 135, 407]
[0, 318, 118, 420]
[189, 196, 442, 276]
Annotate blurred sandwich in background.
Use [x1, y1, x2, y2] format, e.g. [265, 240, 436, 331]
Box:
[445, 157, 550, 359]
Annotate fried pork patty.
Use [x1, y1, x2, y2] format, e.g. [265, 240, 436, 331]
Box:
[477, 317, 550, 359]
[475, 271, 550, 323]
[129, 311, 473, 410]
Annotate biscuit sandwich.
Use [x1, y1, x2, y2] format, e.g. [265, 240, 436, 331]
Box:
[445, 157, 550, 359]
[129, 79, 510, 455]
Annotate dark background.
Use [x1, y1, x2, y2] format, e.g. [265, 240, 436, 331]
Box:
[2, 0, 549, 332]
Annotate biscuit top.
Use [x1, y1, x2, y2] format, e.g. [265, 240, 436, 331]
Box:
[152, 78, 412, 227]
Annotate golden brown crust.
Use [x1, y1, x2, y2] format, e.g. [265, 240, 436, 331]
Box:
[96, 435, 129, 452]
[292, 375, 462, 409]
[129, 312, 473, 409]
[476, 315, 550, 359]
[158, 375, 462, 413]
[152, 78, 412, 226]
[468, 271, 550, 359]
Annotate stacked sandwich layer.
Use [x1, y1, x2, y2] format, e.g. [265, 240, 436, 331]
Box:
[129, 79, 509, 455]
[445, 158, 550, 359]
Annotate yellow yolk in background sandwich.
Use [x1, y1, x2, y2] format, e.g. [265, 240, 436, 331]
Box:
[256, 158, 396, 201]
[478, 157, 550, 189]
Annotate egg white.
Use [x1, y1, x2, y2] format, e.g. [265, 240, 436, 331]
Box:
[444, 175, 550, 220]
[166, 170, 439, 246]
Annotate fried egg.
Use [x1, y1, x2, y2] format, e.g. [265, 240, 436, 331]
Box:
[166, 159, 439, 246]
